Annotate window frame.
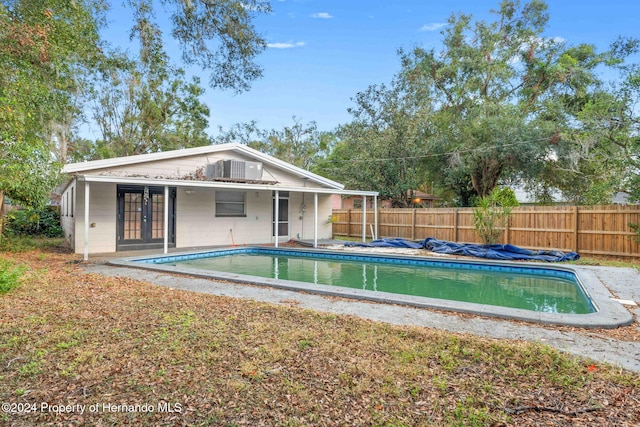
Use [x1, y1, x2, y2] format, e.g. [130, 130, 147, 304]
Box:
[215, 190, 247, 217]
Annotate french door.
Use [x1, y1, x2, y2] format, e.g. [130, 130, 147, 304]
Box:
[116, 185, 176, 251]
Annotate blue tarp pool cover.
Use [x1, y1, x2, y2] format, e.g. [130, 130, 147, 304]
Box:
[344, 237, 580, 262]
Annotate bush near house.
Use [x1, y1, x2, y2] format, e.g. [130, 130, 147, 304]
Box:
[3, 207, 63, 238]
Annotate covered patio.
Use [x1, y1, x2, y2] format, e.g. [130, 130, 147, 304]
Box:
[78, 175, 379, 261]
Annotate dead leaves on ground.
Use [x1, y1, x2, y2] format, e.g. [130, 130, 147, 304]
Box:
[0, 250, 639, 426]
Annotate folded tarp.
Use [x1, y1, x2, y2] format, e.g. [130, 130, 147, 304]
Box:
[344, 238, 424, 249]
[422, 237, 580, 262]
[344, 237, 580, 262]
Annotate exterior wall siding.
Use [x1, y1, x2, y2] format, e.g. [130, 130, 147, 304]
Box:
[68, 184, 334, 254]
[288, 193, 333, 240]
[175, 187, 274, 248]
[74, 181, 117, 254]
[60, 180, 76, 251]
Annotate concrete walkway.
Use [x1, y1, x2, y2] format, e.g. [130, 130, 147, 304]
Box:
[82, 262, 640, 373]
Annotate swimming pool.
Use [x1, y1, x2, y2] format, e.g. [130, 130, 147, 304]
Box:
[110, 247, 633, 328]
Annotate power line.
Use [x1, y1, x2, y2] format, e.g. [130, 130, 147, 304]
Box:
[319, 136, 551, 163]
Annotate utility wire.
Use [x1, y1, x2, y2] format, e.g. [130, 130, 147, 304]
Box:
[318, 136, 551, 163]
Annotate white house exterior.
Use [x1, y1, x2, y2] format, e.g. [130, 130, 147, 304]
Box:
[61, 143, 378, 260]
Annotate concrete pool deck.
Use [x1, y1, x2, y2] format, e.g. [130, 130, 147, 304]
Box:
[82, 248, 640, 372]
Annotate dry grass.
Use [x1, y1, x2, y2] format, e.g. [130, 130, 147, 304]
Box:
[0, 247, 639, 426]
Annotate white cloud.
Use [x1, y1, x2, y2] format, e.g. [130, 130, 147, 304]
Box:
[311, 12, 333, 19]
[419, 22, 446, 32]
[267, 41, 305, 49]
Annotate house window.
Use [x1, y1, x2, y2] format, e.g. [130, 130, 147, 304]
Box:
[70, 187, 74, 217]
[353, 198, 363, 209]
[216, 191, 246, 217]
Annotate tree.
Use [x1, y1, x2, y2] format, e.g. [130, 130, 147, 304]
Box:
[521, 37, 640, 204]
[315, 79, 432, 207]
[136, 0, 270, 93]
[396, 0, 634, 204]
[73, 0, 272, 159]
[0, 0, 104, 212]
[1, 0, 271, 203]
[214, 117, 335, 171]
[76, 48, 212, 159]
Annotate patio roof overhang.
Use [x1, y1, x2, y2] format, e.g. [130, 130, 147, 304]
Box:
[76, 175, 378, 197]
[75, 174, 379, 260]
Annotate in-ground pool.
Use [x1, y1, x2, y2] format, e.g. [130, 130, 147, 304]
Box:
[111, 246, 633, 328]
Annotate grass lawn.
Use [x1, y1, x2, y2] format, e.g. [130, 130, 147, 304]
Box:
[1, 241, 639, 426]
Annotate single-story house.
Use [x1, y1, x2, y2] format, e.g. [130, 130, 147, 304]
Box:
[61, 143, 379, 260]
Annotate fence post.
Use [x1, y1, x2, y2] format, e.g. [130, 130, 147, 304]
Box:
[411, 209, 417, 240]
[573, 205, 579, 252]
[347, 209, 352, 238]
[453, 208, 459, 242]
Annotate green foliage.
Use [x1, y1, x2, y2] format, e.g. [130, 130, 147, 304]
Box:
[0, 0, 104, 206]
[473, 188, 519, 245]
[2, 0, 271, 197]
[71, 51, 213, 159]
[214, 117, 334, 171]
[0, 258, 24, 294]
[316, 80, 430, 207]
[4, 207, 63, 238]
[322, 0, 639, 207]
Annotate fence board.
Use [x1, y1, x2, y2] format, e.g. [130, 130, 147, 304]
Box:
[332, 205, 640, 258]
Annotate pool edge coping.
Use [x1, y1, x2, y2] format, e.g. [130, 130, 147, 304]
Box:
[108, 246, 633, 329]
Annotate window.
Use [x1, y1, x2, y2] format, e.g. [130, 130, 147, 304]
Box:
[216, 191, 246, 217]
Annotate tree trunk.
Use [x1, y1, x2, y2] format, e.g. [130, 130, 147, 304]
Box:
[471, 158, 502, 198]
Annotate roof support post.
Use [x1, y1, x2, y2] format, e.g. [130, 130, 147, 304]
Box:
[374, 195, 378, 240]
[163, 185, 169, 254]
[362, 196, 367, 243]
[313, 192, 318, 248]
[83, 181, 90, 261]
[274, 190, 279, 248]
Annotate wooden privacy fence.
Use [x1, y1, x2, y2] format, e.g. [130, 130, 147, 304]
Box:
[331, 205, 640, 258]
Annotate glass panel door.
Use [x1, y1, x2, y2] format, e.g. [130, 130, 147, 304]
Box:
[123, 192, 143, 241]
[151, 193, 164, 239]
[117, 185, 175, 250]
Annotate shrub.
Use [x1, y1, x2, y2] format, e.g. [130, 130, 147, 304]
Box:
[473, 187, 519, 245]
[4, 207, 63, 238]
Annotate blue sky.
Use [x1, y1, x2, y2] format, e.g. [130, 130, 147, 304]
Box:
[100, 0, 640, 138]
